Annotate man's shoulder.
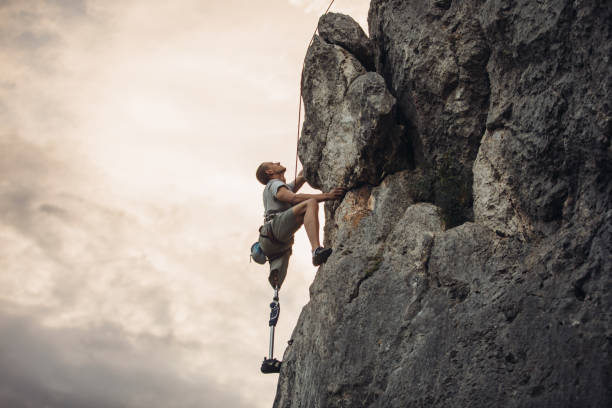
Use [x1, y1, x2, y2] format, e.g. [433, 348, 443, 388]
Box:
[265, 179, 290, 197]
[266, 179, 288, 190]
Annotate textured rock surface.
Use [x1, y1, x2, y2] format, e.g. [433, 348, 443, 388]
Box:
[276, 1, 612, 407]
[298, 35, 366, 189]
[473, 129, 533, 238]
[318, 72, 408, 191]
[298, 33, 409, 192]
[318, 13, 375, 71]
[474, 0, 612, 238]
[368, 0, 491, 175]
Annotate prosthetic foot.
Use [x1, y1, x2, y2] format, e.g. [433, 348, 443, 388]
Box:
[261, 358, 282, 373]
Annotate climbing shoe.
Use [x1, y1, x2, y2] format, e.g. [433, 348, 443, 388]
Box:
[261, 358, 282, 374]
[312, 247, 332, 266]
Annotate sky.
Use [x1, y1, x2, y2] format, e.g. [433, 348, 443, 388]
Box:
[0, 0, 370, 407]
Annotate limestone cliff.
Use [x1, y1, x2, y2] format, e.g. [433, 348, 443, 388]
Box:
[276, 1, 611, 407]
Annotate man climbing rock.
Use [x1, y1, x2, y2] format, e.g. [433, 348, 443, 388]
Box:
[256, 162, 345, 374]
[256, 161, 345, 271]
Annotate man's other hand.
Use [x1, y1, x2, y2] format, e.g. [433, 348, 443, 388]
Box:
[326, 187, 347, 201]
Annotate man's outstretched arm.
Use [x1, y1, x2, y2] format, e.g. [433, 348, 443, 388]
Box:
[276, 185, 345, 205]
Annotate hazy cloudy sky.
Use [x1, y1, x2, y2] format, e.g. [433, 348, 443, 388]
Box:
[0, 0, 369, 407]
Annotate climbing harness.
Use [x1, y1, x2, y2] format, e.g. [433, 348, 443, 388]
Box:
[293, 0, 337, 181]
[250, 213, 287, 264]
[261, 285, 282, 374]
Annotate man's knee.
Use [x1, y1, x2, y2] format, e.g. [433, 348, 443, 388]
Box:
[293, 198, 318, 216]
[292, 200, 308, 216]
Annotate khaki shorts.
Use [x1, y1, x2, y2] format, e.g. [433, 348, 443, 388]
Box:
[258, 207, 300, 289]
[258, 207, 300, 257]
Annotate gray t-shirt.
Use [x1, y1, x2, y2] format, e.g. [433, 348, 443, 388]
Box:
[263, 179, 295, 219]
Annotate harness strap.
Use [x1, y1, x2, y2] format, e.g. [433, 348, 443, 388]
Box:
[264, 210, 283, 223]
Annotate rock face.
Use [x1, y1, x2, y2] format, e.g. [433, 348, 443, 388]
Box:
[318, 12, 376, 71]
[369, 0, 491, 190]
[298, 36, 409, 192]
[276, 2, 611, 408]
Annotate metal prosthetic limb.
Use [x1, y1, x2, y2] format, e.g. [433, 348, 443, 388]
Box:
[261, 286, 282, 374]
[269, 286, 280, 358]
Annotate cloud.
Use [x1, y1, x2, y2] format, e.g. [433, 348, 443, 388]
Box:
[0, 1, 73, 69]
[0, 134, 282, 407]
[288, 0, 332, 13]
[287, 0, 370, 31]
[0, 307, 248, 408]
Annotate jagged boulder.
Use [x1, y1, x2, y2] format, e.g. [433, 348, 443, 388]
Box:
[318, 72, 408, 191]
[318, 12, 375, 71]
[368, 0, 490, 175]
[299, 34, 409, 192]
[298, 35, 366, 189]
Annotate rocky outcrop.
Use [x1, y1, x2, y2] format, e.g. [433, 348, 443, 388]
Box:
[276, 1, 611, 407]
[298, 35, 365, 190]
[318, 13, 376, 71]
[369, 0, 491, 181]
[298, 36, 409, 192]
[472, 0, 612, 238]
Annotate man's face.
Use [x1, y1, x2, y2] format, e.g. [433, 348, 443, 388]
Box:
[266, 162, 286, 175]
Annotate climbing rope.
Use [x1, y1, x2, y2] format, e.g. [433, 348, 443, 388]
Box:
[294, 0, 337, 181]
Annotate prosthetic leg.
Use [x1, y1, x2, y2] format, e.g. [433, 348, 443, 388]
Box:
[260, 285, 282, 374]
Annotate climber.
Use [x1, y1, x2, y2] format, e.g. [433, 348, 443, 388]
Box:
[256, 162, 345, 270]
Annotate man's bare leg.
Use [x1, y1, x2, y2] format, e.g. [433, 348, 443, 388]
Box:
[292, 198, 320, 251]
